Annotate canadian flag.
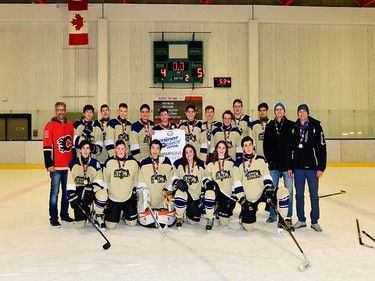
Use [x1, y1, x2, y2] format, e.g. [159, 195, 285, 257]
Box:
[68, 0, 88, 45]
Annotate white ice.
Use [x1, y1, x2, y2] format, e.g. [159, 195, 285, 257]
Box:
[0, 167, 374, 281]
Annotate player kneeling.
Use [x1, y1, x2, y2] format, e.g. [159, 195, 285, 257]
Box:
[103, 140, 139, 229]
[233, 136, 289, 232]
[67, 140, 108, 230]
[137, 140, 176, 229]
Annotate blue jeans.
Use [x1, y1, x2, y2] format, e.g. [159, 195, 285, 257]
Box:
[294, 169, 320, 224]
[49, 170, 69, 220]
[269, 170, 293, 219]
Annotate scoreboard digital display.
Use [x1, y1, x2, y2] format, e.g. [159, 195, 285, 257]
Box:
[153, 41, 204, 84]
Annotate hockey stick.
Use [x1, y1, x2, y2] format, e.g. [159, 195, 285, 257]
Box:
[319, 189, 346, 198]
[356, 219, 374, 249]
[146, 203, 168, 235]
[362, 230, 375, 243]
[78, 204, 111, 250]
[267, 199, 311, 271]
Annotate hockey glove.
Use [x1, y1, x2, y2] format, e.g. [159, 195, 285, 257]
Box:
[81, 185, 94, 207]
[205, 180, 219, 191]
[162, 188, 173, 205]
[68, 193, 80, 210]
[238, 197, 254, 211]
[265, 185, 276, 200]
[174, 179, 189, 192]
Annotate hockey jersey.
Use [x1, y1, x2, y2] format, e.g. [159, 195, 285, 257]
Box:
[250, 119, 269, 157]
[138, 156, 173, 209]
[67, 157, 105, 199]
[172, 159, 206, 200]
[232, 114, 253, 137]
[204, 157, 235, 198]
[178, 120, 207, 160]
[233, 155, 273, 202]
[73, 119, 103, 158]
[43, 117, 74, 170]
[103, 156, 139, 202]
[211, 126, 243, 160]
[105, 117, 132, 157]
[130, 120, 155, 161]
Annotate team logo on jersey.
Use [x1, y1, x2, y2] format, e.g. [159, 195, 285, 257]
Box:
[151, 174, 167, 184]
[57, 135, 73, 153]
[185, 133, 197, 142]
[75, 176, 90, 186]
[183, 174, 199, 185]
[114, 168, 130, 179]
[245, 169, 262, 180]
[215, 170, 231, 181]
[118, 132, 129, 141]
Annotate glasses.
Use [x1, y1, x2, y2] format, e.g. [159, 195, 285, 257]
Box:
[55, 109, 66, 112]
[275, 108, 284, 111]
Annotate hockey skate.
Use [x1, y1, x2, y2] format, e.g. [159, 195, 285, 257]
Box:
[206, 218, 214, 234]
[277, 219, 295, 235]
[176, 217, 184, 230]
[94, 213, 105, 231]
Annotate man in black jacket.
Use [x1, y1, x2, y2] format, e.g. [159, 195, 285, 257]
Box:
[287, 104, 326, 232]
[264, 103, 294, 226]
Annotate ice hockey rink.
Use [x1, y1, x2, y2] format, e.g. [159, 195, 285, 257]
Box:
[0, 166, 374, 281]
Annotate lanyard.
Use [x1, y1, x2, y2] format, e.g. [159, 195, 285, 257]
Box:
[152, 158, 159, 177]
[117, 158, 126, 170]
[224, 127, 232, 142]
[242, 157, 253, 175]
[187, 161, 195, 175]
[80, 158, 89, 185]
[117, 117, 128, 134]
[274, 117, 285, 136]
[187, 120, 197, 135]
[299, 120, 309, 144]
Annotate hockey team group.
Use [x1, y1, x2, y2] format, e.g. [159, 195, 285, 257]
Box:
[43, 99, 326, 235]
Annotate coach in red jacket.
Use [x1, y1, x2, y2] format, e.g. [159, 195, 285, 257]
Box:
[43, 102, 74, 227]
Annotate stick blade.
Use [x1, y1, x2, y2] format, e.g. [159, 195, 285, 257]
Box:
[298, 260, 311, 272]
[103, 242, 111, 250]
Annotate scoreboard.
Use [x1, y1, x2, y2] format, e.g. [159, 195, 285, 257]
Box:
[153, 41, 204, 84]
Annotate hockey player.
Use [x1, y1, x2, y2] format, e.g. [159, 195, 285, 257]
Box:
[130, 104, 155, 161]
[153, 108, 178, 130]
[97, 104, 110, 167]
[103, 140, 139, 229]
[203, 140, 236, 232]
[232, 99, 253, 137]
[249, 102, 269, 157]
[233, 136, 289, 232]
[137, 139, 176, 228]
[210, 110, 243, 160]
[67, 140, 107, 230]
[43, 101, 74, 227]
[105, 103, 132, 158]
[172, 144, 206, 229]
[178, 104, 207, 160]
[202, 105, 221, 163]
[73, 104, 103, 159]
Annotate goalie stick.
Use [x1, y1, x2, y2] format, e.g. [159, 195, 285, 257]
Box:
[319, 189, 346, 198]
[78, 204, 111, 250]
[356, 219, 375, 249]
[146, 203, 168, 235]
[267, 199, 311, 272]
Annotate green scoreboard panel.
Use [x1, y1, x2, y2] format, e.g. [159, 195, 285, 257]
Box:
[153, 41, 204, 84]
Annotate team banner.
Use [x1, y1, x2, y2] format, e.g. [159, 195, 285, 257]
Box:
[68, 0, 88, 45]
[153, 129, 185, 165]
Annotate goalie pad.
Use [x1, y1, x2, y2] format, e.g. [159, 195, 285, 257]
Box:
[138, 209, 176, 227]
[137, 188, 151, 213]
[162, 189, 175, 211]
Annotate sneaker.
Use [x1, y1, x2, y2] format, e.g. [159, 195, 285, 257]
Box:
[50, 219, 61, 228]
[176, 217, 184, 230]
[206, 218, 214, 233]
[61, 216, 74, 223]
[266, 217, 277, 223]
[293, 221, 307, 229]
[311, 223, 323, 232]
